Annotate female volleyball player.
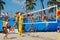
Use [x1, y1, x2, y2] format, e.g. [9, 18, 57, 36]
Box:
[2, 18, 9, 39]
[13, 12, 23, 35]
[27, 14, 36, 32]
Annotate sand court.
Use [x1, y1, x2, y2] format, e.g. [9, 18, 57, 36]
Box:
[0, 32, 58, 40]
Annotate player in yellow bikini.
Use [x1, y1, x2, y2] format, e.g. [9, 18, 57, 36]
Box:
[18, 13, 23, 35]
[14, 12, 23, 35]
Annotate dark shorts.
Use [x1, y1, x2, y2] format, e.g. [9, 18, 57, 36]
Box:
[7, 26, 11, 29]
[2, 27, 8, 34]
[22, 24, 25, 30]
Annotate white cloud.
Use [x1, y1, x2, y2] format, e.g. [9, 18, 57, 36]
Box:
[22, 0, 26, 5]
[12, 0, 20, 5]
[12, 0, 26, 5]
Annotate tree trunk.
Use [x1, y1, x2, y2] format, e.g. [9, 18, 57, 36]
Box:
[0, 10, 1, 15]
[40, 0, 46, 15]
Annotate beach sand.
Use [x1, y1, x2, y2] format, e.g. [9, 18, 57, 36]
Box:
[0, 32, 58, 40]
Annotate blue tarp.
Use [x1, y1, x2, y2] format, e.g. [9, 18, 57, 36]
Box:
[0, 19, 60, 32]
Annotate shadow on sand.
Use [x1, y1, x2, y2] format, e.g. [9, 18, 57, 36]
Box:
[7, 37, 17, 39]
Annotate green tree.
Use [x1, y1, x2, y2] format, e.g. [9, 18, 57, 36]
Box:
[47, 0, 55, 13]
[47, 0, 60, 13]
[26, 0, 37, 12]
[0, 0, 5, 13]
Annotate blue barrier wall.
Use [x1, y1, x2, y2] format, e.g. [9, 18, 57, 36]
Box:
[23, 19, 59, 32]
[0, 20, 3, 31]
[0, 18, 60, 32]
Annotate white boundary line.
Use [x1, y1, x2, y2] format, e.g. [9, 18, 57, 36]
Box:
[22, 21, 57, 24]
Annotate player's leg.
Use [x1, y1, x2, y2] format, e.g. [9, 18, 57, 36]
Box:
[3, 27, 8, 39]
[18, 24, 23, 35]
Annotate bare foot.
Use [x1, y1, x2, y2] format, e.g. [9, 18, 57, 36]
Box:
[4, 37, 7, 39]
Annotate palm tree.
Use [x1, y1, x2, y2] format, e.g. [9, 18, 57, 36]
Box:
[0, 0, 5, 14]
[47, 0, 60, 20]
[26, 0, 37, 12]
[47, 0, 60, 13]
[56, 0, 60, 9]
[47, 0, 56, 19]
[40, 0, 46, 14]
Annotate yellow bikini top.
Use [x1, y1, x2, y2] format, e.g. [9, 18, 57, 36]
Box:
[43, 20, 48, 27]
[19, 15, 23, 22]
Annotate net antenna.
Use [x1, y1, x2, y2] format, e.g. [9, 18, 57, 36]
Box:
[22, 5, 58, 24]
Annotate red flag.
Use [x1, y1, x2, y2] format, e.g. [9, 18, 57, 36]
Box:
[57, 10, 60, 16]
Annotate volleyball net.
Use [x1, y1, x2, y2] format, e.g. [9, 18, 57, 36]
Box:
[8, 5, 58, 33]
[22, 5, 57, 24]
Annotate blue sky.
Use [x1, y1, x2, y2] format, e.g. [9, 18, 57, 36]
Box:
[2, 0, 53, 17]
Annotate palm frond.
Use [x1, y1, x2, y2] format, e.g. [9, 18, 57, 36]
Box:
[26, 0, 37, 11]
[47, 1, 55, 7]
[0, 4, 4, 10]
[0, 0, 5, 11]
[33, 3, 36, 6]
[48, 8, 54, 13]
[47, 0, 56, 13]
[0, 1, 5, 5]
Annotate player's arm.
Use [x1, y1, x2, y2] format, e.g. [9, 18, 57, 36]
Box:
[13, 16, 18, 27]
